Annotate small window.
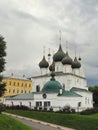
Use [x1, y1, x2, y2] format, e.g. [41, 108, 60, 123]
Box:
[57, 66, 58, 71]
[9, 81, 11, 86]
[9, 89, 11, 93]
[13, 82, 16, 86]
[21, 83, 24, 87]
[17, 90, 19, 93]
[13, 89, 15, 93]
[29, 84, 31, 87]
[36, 85, 40, 92]
[17, 82, 19, 86]
[21, 90, 23, 93]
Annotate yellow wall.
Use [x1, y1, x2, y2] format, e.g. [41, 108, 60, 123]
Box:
[3, 77, 32, 97]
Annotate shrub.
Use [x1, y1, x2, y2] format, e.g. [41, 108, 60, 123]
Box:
[80, 108, 98, 115]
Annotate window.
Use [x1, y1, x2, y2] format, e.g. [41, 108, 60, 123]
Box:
[13, 89, 15, 93]
[17, 82, 19, 86]
[29, 84, 31, 87]
[25, 83, 27, 87]
[17, 90, 19, 93]
[21, 83, 24, 87]
[36, 85, 40, 92]
[29, 102, 31, 108]
[9, 81, 11, 86]
[21, 90, 23, 93]
[44, 101, 50, 107]
[36, 102, 42, 107]
[85, 97, 87, 104]
[62, 83, 65, 90]
[9, 89, 11, 93]
[57, 66, 58, 71]
[13, 82, 16, 86]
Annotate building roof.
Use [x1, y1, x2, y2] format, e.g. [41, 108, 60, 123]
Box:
[62, 52, 73, 65]
[58, 90, 82, 97]
[53, 44, 66, 62]
[31, 72, 86, 80]
[41, 80, 62, 93]
[70, 87, 88, 92]
[39, 56, 49, 68]
[6, 93, 34, 100]
[72, 57, 81, 68]
[41, 72, 62, 93]
[4, 76, 32, 82]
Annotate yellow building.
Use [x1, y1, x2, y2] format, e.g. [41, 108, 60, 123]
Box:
[3, 76, 32, 97]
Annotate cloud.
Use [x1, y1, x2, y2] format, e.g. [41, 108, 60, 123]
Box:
[0, 0, 98, 85]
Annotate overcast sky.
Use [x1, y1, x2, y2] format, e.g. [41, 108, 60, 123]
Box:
[0, 0, 98, 85]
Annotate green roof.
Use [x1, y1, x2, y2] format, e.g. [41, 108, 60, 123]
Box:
[62, 52, 72, 65]
[41, 78, 62, 93]
[72, 57, 81, 68]
[53, 44, 65, 62]
[6, 93, 34, 100]
[58, 90, 82, 97]
[39, 56, 49, 68]
[70, 87, 88, 92]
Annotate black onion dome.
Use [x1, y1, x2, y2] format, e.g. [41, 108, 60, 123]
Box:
[53, 44, 66, 62]
[39, 56, 49, 68]
[72, 57, 81, 68]
[62, 52, 72, 65]
[49, 62, 55, 71]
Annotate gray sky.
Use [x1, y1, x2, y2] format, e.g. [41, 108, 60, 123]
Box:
[0, 0, 98, 85]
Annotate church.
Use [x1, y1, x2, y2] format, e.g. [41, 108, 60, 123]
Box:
[4, 34, 93, 112]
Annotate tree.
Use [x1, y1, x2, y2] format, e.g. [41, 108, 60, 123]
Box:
[0, 35, 6, 97]
[89, 86, 98, 107]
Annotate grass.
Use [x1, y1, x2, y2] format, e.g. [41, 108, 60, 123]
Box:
[6, 110, 98, 130]
[0, 114, 34, 130]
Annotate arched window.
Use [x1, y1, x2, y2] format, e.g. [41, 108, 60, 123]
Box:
[62, 83, 65, 90]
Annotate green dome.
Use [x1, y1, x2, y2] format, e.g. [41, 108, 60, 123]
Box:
[53, 44, 65, 62]
[62, 52, 72, 65]
[49, 62, 55, 71]
[41, 75, 62, 93]
[72, 57, 81, 68]
[39, 56, 49, 68]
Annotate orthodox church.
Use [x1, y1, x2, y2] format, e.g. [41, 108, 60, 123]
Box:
[4, 34, 93, 112]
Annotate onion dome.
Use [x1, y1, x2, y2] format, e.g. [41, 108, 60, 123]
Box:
[41, 72, 62, 93]
[53, 44, 66, 62]
[72, 57, 81, 68]
[39, 56, 49, 68]
[62, 52, 72, 65]
[49, 61, 55, 71]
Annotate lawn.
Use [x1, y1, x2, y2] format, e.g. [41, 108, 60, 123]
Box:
[0, 114, 34, 130]
[5, 110, 98, 130]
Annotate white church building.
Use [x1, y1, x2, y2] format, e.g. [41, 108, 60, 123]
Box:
[4, 36, 93, 112]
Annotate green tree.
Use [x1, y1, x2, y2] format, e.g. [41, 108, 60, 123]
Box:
[89, 86, 98, 107]
[0, 35, 6, 97]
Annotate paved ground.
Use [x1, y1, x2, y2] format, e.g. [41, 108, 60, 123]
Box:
[13, 116, 62, 130]
[3, 112, 75, 130]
